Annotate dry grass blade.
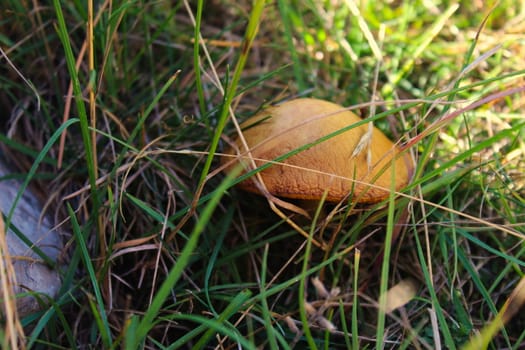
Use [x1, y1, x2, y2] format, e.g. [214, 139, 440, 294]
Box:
[343, 0, 382, 60]
[0, 214, 25, 350]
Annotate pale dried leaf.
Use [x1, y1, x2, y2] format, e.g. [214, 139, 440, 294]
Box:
[312, 276, 329, 298]
[383, 278, 418, 313]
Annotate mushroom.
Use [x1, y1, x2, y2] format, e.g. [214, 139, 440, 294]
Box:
[222, 98, 412, 205]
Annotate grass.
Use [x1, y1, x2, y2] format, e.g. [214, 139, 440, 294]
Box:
[1, 0, 524, 349]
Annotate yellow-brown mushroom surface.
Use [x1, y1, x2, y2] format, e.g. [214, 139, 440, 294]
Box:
[222, 98, 412, 203]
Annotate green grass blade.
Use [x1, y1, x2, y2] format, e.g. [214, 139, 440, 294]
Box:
[413, 225, 456, 349]
[260, 244, 279, 350]
[53, 0, 100, 218]
[375, 162, 398, 348]
[277, 0, 306, 91]
[193, 289, 253, 349]
[170, 313, 257, 350]
[196, 0, 266, 187]
[298, 192, 328, 350]
[382, 4, 459, 97]
[193, 0, 207, 121]
[132, 165, 243, 346]
[204, 208, 233, 318]
[67, 203, 112, 347]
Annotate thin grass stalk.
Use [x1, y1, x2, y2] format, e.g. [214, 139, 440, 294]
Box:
[203, 209, 232, 318]
[298, 191, 329, 350]
[196, 0, 266, 188]
[352, 249, 360, 350]
[413, 221, 456, 349]
[260, 243, 279, 350]
[193, 0, 207, 121]
[53, 0, 101, 245]
[87, 0, 97, 175]
[375, 160, 398, 348]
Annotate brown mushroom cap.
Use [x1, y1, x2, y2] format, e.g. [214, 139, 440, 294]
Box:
[223, 98, 412, 203]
